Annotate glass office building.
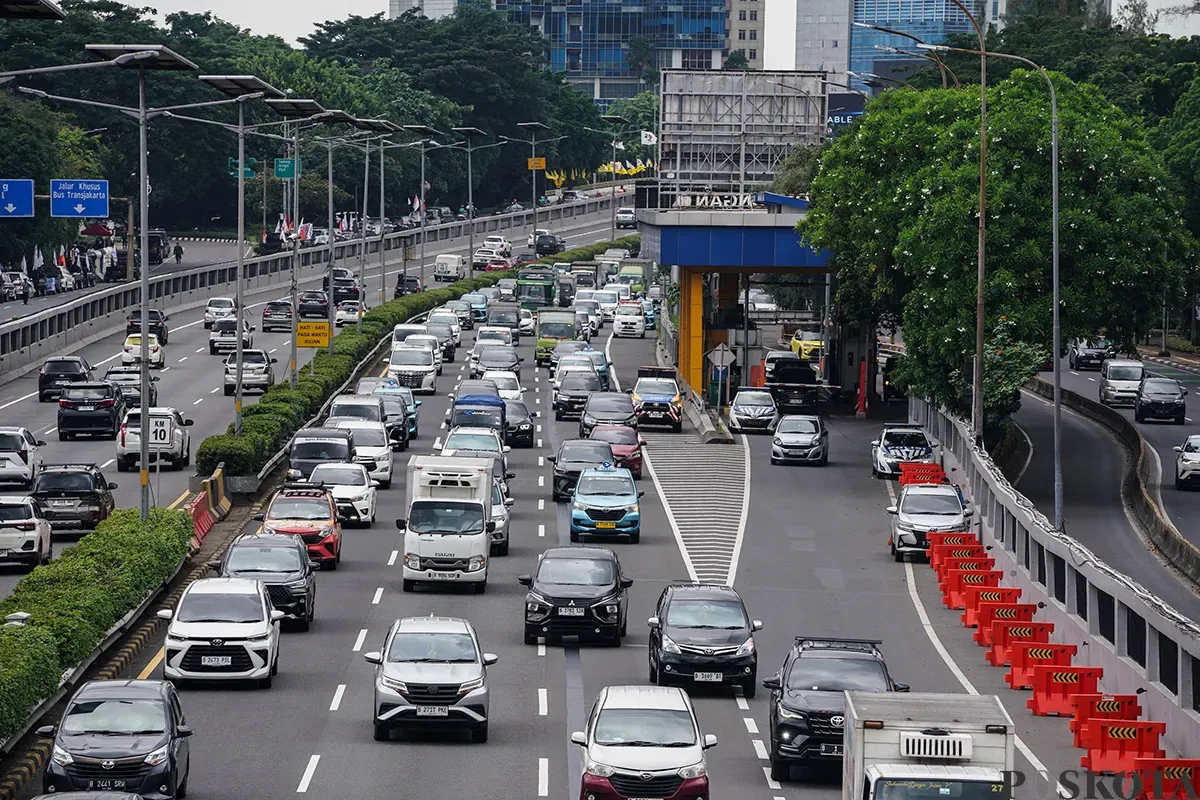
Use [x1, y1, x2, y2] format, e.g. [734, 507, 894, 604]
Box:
[848, 0, 972, 90]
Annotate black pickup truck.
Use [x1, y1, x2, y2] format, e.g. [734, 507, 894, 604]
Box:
[767, 360, 822, 413]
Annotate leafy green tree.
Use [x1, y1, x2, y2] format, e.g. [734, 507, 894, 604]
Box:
[626, 36, 655, 82]
[724, 50, 750, 70]
[801, 71, 1192, 426]
[607, 92, 659, 164]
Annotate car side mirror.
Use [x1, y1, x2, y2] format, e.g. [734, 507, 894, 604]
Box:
[638, 491, 645, 498]
[518, 574, 533, 586]
[1185, 389, 1190, 396]
[703, 734, 718, 749]
[518, 356, 525, 362]
[620, 577, 633, 588]
[151, 376, 160, 382]
[894, 682, 910, 692]
[415, 400, 423, 407]
[364, 651, 383, 665]
[36, 440, 46, 447]
[271, 358, 278, 364]
[108, 482, 118, 490]
[271, 609, 285, 621]
[886, 506, 898, 515]
[253, 513, 265, 521]
[505, 498, 515, 507]
[487, 521, 497, 532]
[624, 388, 632, 394]
[752, 620, 764, 631]
[570, 731, 587, 746]
[506, 472, 516, 480]
[930, 438, 941, 447]
[35, 725, 56, 738]
[530, 411, 540, 418]
[309, 560, 320, 569]
[964, 509, 974, 517]
[156, 609, 173, 620]
[871, 439, 880, 446]
[183, 419, 194, 426]
[206, 560, 221, 571]
[761, 677, 781, 691]
[1175, 446, 1183, 452]
[483, 653, 499, 666]
[176, 724, 193, 737]
[503, 446, 512, 453]
[396, 518, 407, 530]
[647, 616, 660, 628]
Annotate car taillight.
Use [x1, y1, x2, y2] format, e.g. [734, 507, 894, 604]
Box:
[14, 449, 27, 464]
[97, 399, 115, 408]
[120, 424, 127, 446]
[151, 346, 159, 352]
[59, 399, 72, 408]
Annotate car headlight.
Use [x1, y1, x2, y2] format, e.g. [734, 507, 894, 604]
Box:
[350, 493, 369, 503]
[585, 759, 615, 778]
[245, 632, 270, 641]
[144, 744, 170, 766]
[678, 763, 707, 780]
[778, 706, 806, 721]
[773, 438, 783, 446]
[284, 578, 309, 590]
[572, 500, 587, 511]
[380, 675, 407, 693]
[662, 635, 681, 654]
[468, 555, 486, 571]
[623, 504, 639, 513]
[459, 677, 485, 694]
[319, 526, 335, 538]
[404, 553, 420, 569]
[581, 414, 596, 425]
[51, 744, 73, 766]
[261, 524, 277, 535]
[735, 637, 755, 657]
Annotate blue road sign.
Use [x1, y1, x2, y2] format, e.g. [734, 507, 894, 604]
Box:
[50, 179, 109, 218]
[0, 180, 35, 218]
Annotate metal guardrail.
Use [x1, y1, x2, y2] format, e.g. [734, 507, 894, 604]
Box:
[910, 397, 1200, 757]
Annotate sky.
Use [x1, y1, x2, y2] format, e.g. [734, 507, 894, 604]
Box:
[132, 0, 393, 45]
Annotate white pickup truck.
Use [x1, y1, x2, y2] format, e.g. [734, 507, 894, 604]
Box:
[115, 407, 194, 472]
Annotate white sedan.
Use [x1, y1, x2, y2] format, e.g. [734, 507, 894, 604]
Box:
[309, 462, 378, 526]
[519, 308, 535, 335]
[335, 301, 366, 326]
[482, 370, 524, 401]
[121, 333, 166, 367]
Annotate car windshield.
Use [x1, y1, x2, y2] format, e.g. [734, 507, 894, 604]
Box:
[588, 396, 631, 413]
[227, 545, 303, 573]
[539, 321, 575, 338]
[576, 300, 599, 313]
[616, 305, 640, 316]
[538, 557, 614, 585]
[233, 352, 268, 365]
[213, 320, 239, 333]
[666, 599, 748, 629]
[561, 375, 601, 391]
[176, 592, 265, 623]
[786, 657, 889, 691]
[883, 431, 929, 448]
[734, 392, 774, 406]
[1080, 339, 1111, 350]
[594, 291, 618, 304]
[106, 374, 138, 385]
[453, 408, 503, 427]
[901, 492, 963, 515]
[291, 441, 350, 460]
[1183, 438, 1200, 454]
[577, 474, 635, 496]
[560, 442, 612, 462]
[209, 299, 234, 308]
[387, 632, 477, 663]
[478, 332, 509, 345]
[1144, 379, 1180, 393]
[43, 360, 83, 374]
[330, 403, 380, 422]
[593, 709, 697, 747]
[505, 402, 530, 422]
[482, 350, 517, 365]
[445, 433, 500, 452]
[488, 375, 519, 391]
[778, 418, 820, 434]
[359, 378, 396, 392]
[584, 352, 608, 368]
[35, 472, 94, 492]
[62, 387, 111, 401]
[556, 342, 590, 355]
[391, 350, 433, 366]
[488, 311, 519, 325]
[464, 294, 487, 305]
[336, 426, 386, 447]
[268, 498, 332, 520]
[393, 328, 423, 342]
[1107, 366, 1143, 381]
[61, 699, 167, 736]
[636, 379, 677, 396]
[267, 303, 291, 313]
[408, 501, 485, 534]
[429, 314, 457, 327]
[591, 427, 637, 445]
[0, 504, 32, 521]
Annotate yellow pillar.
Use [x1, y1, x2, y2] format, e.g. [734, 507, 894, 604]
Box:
[680, 267, 704, 395]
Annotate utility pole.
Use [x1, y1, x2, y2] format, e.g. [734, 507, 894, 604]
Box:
[403, 125, 447, 290]
[452, 127, 488, 277]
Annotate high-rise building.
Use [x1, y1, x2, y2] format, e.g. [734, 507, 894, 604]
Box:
[726, 0, 764, 69]
[479, 0, 726, 108]
[848, 0, 973, 89]
[391, 0, 457, 20]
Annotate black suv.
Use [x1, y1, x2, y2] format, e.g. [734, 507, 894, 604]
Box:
[298, 290, 329, 318]
[394, 274, 422, 298]
[126, 308, 169, 344]
[504, 399, 537, 447]
[32, 464, 118, 531]
[554, 372, 601, 420]
[519, 545, 632, 645]
[548, 439, 613, 501]
[104, 366, 159, 407]
[1135, 376, 1188, 424]
[261, 300, 294, 332]
[762, 638, 908, 781]
[57, 383, 127, 440]
[209, 532, 318, 630]
[37, 679, 192, 798]
[38, 357, 94, 402]
[579, 393, 637, 437]
[330, 278, 361, 304]
[648, 583, 762, 697]
[535, 234, 563, 256]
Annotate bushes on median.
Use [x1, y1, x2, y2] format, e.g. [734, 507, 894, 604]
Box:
[0, 508, 192, 741]
[535, 234, 640, 268]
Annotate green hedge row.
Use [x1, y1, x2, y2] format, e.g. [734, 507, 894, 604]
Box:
[536, 234, 640, 267]
[196, 272, 515, 477]
[0, 508, 192, 740]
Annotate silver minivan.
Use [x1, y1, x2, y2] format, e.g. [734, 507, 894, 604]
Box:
[1099, 358, 1145, 407]
[329, 394, 386, 425]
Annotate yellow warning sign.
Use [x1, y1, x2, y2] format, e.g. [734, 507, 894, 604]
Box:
[297, 321, 331, 348]
[528, 157, 546, 171]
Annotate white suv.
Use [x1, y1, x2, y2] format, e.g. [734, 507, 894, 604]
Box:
[116, 407, 194, 472]
[158, 577, 284, 688]
[209, 318, 254, 355]
[483, 235, 511, 256]
[572, 685, 716, 798]
[612, 303, 646, 338]
[224, 349, 276, 395]
[886, 483, 971, 561]
[0, 427, 45, 489]
[0, 497, 52, 568]
[204, 297, 237, 329]
[1174, 434, 1200, 490]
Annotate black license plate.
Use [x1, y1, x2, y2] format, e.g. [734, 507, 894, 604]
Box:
[820, 743, 843, 756]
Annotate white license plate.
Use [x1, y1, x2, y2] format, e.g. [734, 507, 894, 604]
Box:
[429, 571, 458, 580]
[694, 672, 723, 682]
[416, 705, 449, 717]
[88, 780, 126, 790]
[76, 406, 94, 412]
[820, 743, 844, 756]
[201, 655, 232, 667]
[648, 412, 664, 418]
[50, 500, 71, 507]
[558, 606, 585, 616]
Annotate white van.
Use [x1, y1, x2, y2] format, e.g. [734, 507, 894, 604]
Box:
[433, 254, 466, 282]
[401, 455, 494, 592]
[1099, 358, 1145, 407]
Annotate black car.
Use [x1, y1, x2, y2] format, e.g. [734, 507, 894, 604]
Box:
[209, 532, 317, 630]
[547, 439, 614, 501]
[648, 584, 761, 696]
[287, 428, 355, 480]
[881, 356, 905, 404]
[535, 234, 563, 256]
[394, 274, 423, 298]
[424, 321, 457, 362]
[103, 367, 159, 407]
[1068, 337, 1113, 371]
[38, 679, 191, 800]
[258, 231, 286, 255]
[57, 383, 127, 440]
[261, 300, 294, 332]
[519, 546, 632, 646]
[549, 340, 592, 372]
[579, 393, 637, 437]
[330, 278, 361, 304]
[455, 379, 501, 399]
[298, 290, 329, 319]
[32, 793, 144, 799]
[126, 308, 169, 344]
[38, 356, 94, 402]
[762, 638, 908, 781]
[1135, 377, 1188, 424]
[504, 399, 537, 447]
[554, 373, 601, 420]
[474, 345, 522, 379]
[378, 394, 412, 451]
[32, 464, 117, 531]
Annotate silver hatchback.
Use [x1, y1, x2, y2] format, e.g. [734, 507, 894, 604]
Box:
[364, 616, 497, 742]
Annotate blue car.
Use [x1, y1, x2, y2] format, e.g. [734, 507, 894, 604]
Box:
[375, 385, 422, 438]
[582, 350, 613, 391]
[569, 463, 644, 543]
[463, 292, 488, 322]
[642, 300, 657, 330]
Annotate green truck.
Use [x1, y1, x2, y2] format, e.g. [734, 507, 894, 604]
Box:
[515, 267, 556, 313]
[535, 310, 578, 366]
[616, 259, 653, 294]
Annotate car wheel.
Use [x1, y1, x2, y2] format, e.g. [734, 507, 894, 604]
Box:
[769, 756, 790, 783]
[471, 723, 489, 743]
[116, 459, 127, 472]
[1179, 416, 1188, 425]
[1177, 475, 1187, 490]
[819, 453, 828, 466]
[474, 580, 487, 594]
[258, 673, 272, 689]
[770, 457, 779, 465]
[402, 579, 415, 592]
[177, 765, 189, 798]
[184, 448, 191, 468]
[569, 530, 580, 543]
[225, 386, 234, 396]
[39, 541, 52, 566]
[271, 653, 279, 676]
[325, 557, 338, 571]
[209, 345, 216, 355]
[1135, 409, 1144, 423]
[742, 679, 757, 699]
[555, 411, 563, 421]
[893, 542, 904, 563]
[629, 532, 640, 544]
[494, 541, 509, 556]
[373, 723, 390, 742]
[57, 431, 68, 441]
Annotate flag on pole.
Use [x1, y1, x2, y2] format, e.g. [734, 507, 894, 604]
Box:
[640, 130, 658, 145]
[33, 247, 43, 271]
[636, 159, 645, 172]
[624, 160, 634, 172]
[262, 230, 268, 243]
[614, 140, 625, 151]
[274, 217, 283, 234]
[19, 256, 27, 275]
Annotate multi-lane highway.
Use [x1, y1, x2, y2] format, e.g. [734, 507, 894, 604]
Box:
[23, 330, 1083, 800]
[0, 210, 618, 598]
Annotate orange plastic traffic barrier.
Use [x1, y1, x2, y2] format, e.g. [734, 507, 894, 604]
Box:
[1005, 642, 1077, 690]
[1026, 665, 1103, 716]
[935, 554, 992, 587]
[973, 603, 1038, 645]
[985, 621, 1055, 666]
[1126, 759, 1200, 799]
[1068, 694, 1141, 749]
[961, 586, 1023, 628]
[927, 531, 977, 556]
[1080, 720, 1166, 774]
[943, 569, 1004, 610]
[929, 543, 988, 572]
[898, 462, 946, 485]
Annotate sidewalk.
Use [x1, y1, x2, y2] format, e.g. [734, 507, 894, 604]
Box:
[1137, 345, 1200, 375]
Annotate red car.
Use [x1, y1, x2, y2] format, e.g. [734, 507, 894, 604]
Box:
[256, 484, 343, 569]
[588, 424, 644, 478]
[486, 259, 510, 271]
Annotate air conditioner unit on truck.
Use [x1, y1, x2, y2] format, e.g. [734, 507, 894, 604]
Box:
[398, 455, 494, 594]
[842, 691, 1015, 800]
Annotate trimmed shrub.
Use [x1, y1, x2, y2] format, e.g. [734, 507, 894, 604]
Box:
[0, 626, 60, 741]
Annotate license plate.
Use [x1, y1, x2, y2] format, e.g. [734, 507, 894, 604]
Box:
[628, 798, 664, 800]
[648, 412, 664, 418]
[77, 406, 94, 412]
[595, 520, 617, 529]
[429, 571, 458, 580]
[558, 606, 585, 616]
[694, 672, 723, 682]
[416, 705, 449, 717]
[50, 500, 71, 507]
[201, 655, 232, 667]
[88, 780, 126, 790]
[820, 743, 844, 756]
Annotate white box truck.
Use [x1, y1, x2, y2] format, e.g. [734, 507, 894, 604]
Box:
[433, 253, 466, 282]
[842, 692, 1015, 800]
[398, 455, 494, 593]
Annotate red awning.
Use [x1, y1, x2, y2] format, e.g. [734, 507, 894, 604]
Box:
[80, 222, 114, 237]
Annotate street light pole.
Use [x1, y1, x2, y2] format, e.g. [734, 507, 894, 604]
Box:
[452, 127, 488, 277]
[291, 122, 302, 388]
[853, 21, 952, 88]
[403, 125, 448, 290]
[327, 140, 336, 354]
[378, 136, 386, 318]
[137, 66, 150, 517]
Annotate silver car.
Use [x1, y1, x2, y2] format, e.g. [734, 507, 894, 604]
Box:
[728, 389, 778, 433]
[364, 616, 497, 742]
[490, 478, 514, 556]
[770, 414, 828, 465]
[886, 483, 971, 562]
[223, 349, 276, 395]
